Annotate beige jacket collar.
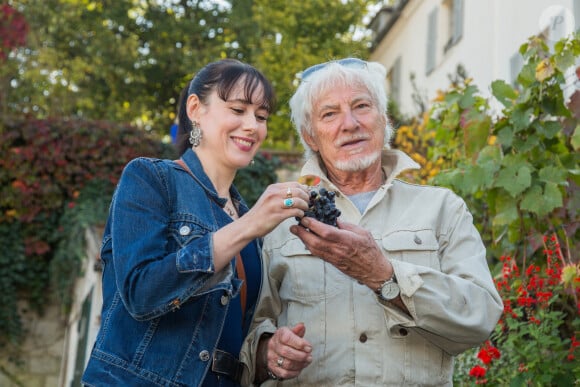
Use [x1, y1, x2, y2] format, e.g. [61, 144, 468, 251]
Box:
[300, 148, 421, 189]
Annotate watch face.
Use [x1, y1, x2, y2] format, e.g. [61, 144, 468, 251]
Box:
[380, 281, 400, 300]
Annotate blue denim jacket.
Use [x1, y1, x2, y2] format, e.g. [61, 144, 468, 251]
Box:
[82, 149, 260, 386]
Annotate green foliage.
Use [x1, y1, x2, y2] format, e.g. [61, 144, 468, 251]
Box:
[426, 34, 580, 260]
[0, 117, 175, 357]
[5, 0, 233, 131]
[5, 0, 376, 148]
[251, 0, 374, 150]
[234, 151, 282, 207]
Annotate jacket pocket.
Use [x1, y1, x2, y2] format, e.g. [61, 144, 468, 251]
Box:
[381, 229, 440, 270]
[167, 214, 213, 250]
[279, 238, 346, 302]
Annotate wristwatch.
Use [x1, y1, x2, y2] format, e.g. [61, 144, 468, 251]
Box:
[376, 274, 400, 301]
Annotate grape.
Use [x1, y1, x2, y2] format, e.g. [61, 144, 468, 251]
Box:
[297, 187, 341, 227]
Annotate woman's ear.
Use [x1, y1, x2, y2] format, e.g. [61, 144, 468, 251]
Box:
[186, 94, 201, 122]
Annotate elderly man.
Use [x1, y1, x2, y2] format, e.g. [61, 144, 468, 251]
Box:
[241, 58, 503, 386]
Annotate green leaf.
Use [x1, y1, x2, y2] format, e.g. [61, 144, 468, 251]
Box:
[492, 194, 518, 227]
[521, 183, 562, 216]
[538, 166, 568, 184]
[491, 80, 518, 107]
[517, 61, 537, 87]
[535, 120, 562, 139]
[497, 125, 514, 147]
[554, 49, 575, 72]
[520, 184, 543, 214]
[496, 161, 532, 197]
[571, 124, 580, 150]
[458, 85, 478, 109]
[463, 116, 491, 159]
[511, 106, 533, 131]
[512, 133, 539, 152]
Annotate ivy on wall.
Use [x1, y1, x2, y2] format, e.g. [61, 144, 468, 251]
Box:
[0, 117, 175, 357]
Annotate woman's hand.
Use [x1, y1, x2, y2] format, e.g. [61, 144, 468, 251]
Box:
[243, 182, 310, 237]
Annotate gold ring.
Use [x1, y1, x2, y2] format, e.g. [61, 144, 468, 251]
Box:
[286, 187, 292, 198]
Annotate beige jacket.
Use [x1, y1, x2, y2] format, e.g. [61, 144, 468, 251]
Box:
[241, 149, 503, 386]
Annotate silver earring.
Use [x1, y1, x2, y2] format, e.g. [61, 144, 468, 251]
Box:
[250, 159, 255, 166]
[189, 121, 202, 147]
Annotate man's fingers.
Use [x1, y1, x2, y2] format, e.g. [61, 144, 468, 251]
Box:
[290, 322, 306, 338]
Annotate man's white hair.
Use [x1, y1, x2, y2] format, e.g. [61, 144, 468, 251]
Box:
[289, 60, 394, 160]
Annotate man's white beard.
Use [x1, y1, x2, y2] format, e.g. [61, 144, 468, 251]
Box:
[334, 150, 381, 172]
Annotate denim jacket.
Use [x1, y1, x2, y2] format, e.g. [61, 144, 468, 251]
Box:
[83, 149, 260, 387]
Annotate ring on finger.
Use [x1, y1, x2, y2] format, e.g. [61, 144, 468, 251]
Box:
[283, 198, 294, 208]
[277, 356, 284, 368]
[267, 369, 280, 380]
[286, 187, 292, 198]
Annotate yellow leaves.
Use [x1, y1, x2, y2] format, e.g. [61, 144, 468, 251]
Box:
[488, 135, 497, 145]
[535, 58, 555, 82]
[434, 90, 446, 102]
[392, 115, 443, 184]
[561, 264, 580, 288]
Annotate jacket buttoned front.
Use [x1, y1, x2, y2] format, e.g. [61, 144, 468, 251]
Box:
[83, 149, 258, 387]
[241, 149, 503, 387]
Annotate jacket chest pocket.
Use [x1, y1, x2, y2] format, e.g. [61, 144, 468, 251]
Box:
[167, 217, 213, 250]
[381, 229, 440, 270]
[279, 238, 345, 302]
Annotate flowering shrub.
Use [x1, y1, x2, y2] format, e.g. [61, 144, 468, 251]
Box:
[0, 4, 28, 62]
[454, 234, 580, 385]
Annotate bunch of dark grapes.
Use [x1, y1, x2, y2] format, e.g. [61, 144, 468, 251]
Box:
[298, 188, 341, 227]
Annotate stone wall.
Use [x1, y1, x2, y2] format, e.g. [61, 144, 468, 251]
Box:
[0, 301, 66, 387]
[0, 227, 103, 387]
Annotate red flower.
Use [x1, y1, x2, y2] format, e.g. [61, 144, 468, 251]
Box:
[477, 349, 492, 364]
[469, 365, 487, 378]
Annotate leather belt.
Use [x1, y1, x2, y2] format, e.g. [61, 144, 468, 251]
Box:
[212, 349, 244, 383]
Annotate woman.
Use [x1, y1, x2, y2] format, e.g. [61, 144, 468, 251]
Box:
[82, 59, 309, 387]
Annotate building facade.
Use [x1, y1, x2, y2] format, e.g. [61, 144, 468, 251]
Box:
[369, 0, 580, 117]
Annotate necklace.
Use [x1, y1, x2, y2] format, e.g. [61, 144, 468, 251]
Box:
[224, 199, 236, 217]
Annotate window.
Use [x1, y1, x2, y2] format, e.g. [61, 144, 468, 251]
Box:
[575, 0, 580, 31]
[387, 57, 402, 106]
[444, 0, 464, 52]
[426, 7, 438, 74]
[509, 52, 524, 88]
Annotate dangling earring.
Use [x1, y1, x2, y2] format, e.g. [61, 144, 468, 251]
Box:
[250, 159, 255, 165]
[189, 121, 202, 147]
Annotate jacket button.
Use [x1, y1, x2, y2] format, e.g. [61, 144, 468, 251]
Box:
[179, 225, 191, 235]
[359, 333, 368, 343]
[399, 328, 408, 336]
[413, 235, 422, 245]
[199, 350, 210, 362]
[220, 295, 229, 306]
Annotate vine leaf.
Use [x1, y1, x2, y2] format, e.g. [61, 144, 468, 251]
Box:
[520, 183, 562, 216]
[496, 162, 532, 197]
[491, 80, 518, 108]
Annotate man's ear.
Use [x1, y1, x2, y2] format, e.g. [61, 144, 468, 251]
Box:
[302, 129, 319, 152]
[186, 94, 201, 122]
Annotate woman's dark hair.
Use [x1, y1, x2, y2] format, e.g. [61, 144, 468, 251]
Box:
[175, 59, 276, 155]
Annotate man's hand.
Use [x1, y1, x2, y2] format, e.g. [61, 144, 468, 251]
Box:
[290, 217, 393, 292]
[257, 323, 313, 382]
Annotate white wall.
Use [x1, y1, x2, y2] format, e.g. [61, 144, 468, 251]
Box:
[371, 0, 579, 117]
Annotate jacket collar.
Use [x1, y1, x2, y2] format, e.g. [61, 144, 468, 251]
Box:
[300, 148, 420, 190]
[180, 149, 245, 209]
